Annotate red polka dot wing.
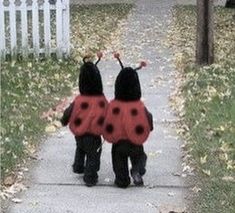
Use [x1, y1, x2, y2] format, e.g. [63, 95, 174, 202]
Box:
[102, 100, 127, 143]
[69, 95, 108, 136]
[123, 101, 151, 145]
[90, 96, 108, 136]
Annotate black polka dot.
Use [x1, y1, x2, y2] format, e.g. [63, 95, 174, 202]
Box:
[81, 102, 89, 109]
[131, 109, 138, 116]
[135, 125, 144, 135]
[112, 107, 120, 115]
[97, 116, 105, 126]
[99, 101, 105, 108]
[106, 124, 114, 134]
[74, 118, 82, 126]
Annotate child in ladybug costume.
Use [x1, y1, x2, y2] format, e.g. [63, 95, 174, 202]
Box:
[103, 53, 153, 188]
[61, 53, 108, 187]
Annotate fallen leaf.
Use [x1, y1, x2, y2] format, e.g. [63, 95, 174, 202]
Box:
[146, 202, 158, 208]
[4, 175, 15, 186]
[168, 192, 175, 197]
[159, 205, 186, 213]
[45, 125, 57, 133]
[52, 120, 62, 128]
[222, 176, 235, 182]
[11, 198, 22, 203]
[200, 155, 207, 165]
[226, 160, 234, 170]
[0, 191, 12, 200]
[191, 186, 201, 193]
[172, 172, 181, 176]
[19, 124, 24, 132]
[202, 169, 211, 176]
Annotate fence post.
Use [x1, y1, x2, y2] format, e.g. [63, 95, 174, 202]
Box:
[56, 0, 63, 58]
[63, 0, 70, 57]
[21, 0, 28, 58]
[9, 0, 17, 58]
[32, 0, 40, 58]
[44, 0, 51, 57]
[0, 0, 6, 60]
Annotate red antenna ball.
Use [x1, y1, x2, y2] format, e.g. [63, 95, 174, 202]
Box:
[114, 52, 120, 59]
[97, 52, 103, 58]
[140, 61, 147, 67]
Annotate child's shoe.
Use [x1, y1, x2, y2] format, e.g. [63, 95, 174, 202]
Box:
[114, 178, 130, 188]
[131, 172, 144, 186]
[85, 180, 97, 187]
[83, 175, 98, 187]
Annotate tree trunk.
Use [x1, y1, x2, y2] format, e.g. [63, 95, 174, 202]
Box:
[226, 0, 235, 8]
[196, 0, 214, 65]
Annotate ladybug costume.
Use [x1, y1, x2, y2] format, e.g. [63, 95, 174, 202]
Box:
[61, 53, 107, 187]
[104, 53, 153, 188]
[103, 100, 150, 145]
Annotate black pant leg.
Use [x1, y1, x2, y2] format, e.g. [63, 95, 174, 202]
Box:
[112, 143, 130, 188]
[83, 147, 101, 183]
[73, 139, 86, 173]
[82, 135, 102, 184]
[130, 144, 147, 176]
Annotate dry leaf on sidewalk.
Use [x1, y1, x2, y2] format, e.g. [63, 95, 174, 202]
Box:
[45, 125, 57, 133]
[167, 192, 175, 197]
[191, 186, 202, 193]
[4, 175, 16, 186]
[159, 204, 186, 213]
[11, 198, 23, 203]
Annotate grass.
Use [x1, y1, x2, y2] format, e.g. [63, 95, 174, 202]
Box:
[70, 3, 133, 59]
[1, 59, 78, 177]
[0, 3, 133, 180]
[169, 5, 235, 213]
[183, 62, 235, 213]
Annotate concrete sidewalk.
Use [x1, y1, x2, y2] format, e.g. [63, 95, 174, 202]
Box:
[8, 0, 190, 212]
[70, 0, 135, 5]
[70, 0, 226, 6]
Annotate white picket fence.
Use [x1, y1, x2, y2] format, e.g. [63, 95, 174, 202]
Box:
[0, 0, 70, 59]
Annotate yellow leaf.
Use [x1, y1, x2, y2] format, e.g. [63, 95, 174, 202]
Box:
[220, 126, 225, 131]
[222, 176, 235, 182]
[200, 155, 207, 165]
[52, 120, 62, 128]
[202, 169, 211, 176]
[19, 124, 24, 132]
[220, 142, 232, 153]
[227, 160, 234, 170]
[191, 186, 201, 193]
[45, 125, 56, 133]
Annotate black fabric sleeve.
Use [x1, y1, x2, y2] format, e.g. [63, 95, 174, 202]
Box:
[144, 107, 153, 131]
[60, 102, 74, 126]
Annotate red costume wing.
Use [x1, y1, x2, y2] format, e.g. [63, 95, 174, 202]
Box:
[123, 101, 151, 145]
[69, 95, 108, 136]
[103, 100, 127, 143]
[89, 96, 108, 136]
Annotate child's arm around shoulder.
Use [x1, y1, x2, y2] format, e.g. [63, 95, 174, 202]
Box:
[144, 107, 153, 131]
[60, 102, 74, 126]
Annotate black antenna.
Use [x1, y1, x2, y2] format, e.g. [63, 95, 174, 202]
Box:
[95, 52, 103, 65]
[83, 55, 91, 63]
[114, 53, 124, 69]
[134, 61, 147, 71]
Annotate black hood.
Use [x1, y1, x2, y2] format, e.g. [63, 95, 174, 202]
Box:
[79, 61, 103, 96]
[115, 67, 141, 101]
